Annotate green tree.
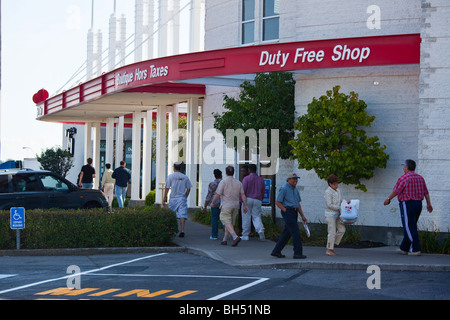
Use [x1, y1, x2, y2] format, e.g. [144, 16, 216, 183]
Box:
[213, 72, 295, 159]
[289, 85, 389, 191]
[36, 147, 74, 178]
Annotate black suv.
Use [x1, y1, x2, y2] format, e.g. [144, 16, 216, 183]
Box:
[0, 169, 108, 210]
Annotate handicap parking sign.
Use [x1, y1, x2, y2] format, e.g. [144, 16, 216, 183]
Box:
[10, 207, 25, 229]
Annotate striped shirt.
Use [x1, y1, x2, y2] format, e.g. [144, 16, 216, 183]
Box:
[393, 171, 429, 202]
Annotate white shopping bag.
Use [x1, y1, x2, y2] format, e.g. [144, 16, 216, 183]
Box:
[340, 199, 359, 224]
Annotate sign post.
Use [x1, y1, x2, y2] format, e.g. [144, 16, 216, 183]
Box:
[10, 207, 25, 250]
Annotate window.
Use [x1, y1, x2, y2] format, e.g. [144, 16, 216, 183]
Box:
[242, 0, 255, 44]
[12, 174, 41, 192]
[0, 175, 9, 193]
[262, 0, 279, 41]
[39, 174, 70, 192]
[241, 0, 279, 45]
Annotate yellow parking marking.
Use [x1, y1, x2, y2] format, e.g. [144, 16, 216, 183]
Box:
[167, 290, 198, 298]
[88, 289, 121, 297]
[65, 288, 99, 296]
[141, 290, 173, 297]
[35, 287, 73, 295]
[34, 287, 198, 299]
[113, 289, 175, 298]
[113, 289, 152, 297]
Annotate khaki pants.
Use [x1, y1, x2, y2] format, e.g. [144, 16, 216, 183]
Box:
[326, 216, 346, 250]
[104, 183, 114, 208]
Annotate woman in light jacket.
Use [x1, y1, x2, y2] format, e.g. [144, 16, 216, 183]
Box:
[324, 174, 349, 256]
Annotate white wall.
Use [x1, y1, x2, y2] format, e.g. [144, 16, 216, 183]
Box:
[202, 0, 450, 232]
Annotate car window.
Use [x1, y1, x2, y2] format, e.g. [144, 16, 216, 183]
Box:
[12, 174, 41, 192]
[0, 175, 9, 193]
[39, 174, 70, 191]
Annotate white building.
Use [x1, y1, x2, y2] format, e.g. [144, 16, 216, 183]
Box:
[35, 0, 449, 244]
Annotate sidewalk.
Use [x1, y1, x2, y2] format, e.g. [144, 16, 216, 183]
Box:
[174, 220, 450, 272]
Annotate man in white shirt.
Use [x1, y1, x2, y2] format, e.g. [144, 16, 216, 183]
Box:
[163, 163, 193, 237]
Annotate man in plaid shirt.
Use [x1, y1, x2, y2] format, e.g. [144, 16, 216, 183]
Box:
[384, 159, 433, 255]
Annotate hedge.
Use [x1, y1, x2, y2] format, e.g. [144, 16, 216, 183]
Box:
[0, 206, 178, 250]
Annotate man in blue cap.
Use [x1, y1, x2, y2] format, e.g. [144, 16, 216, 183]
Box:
[271, 173, 308, 259]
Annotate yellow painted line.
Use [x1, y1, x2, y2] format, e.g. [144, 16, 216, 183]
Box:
[141, 290, 173, 297]
[166, 290, 198, 298]
[65, 288, 99, 296]
[88, 289, 122, 297]
[113, 289, 150, 297]
[35, 287, 73, 295]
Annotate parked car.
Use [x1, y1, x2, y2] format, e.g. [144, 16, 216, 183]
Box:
[0, 169, 108, 210]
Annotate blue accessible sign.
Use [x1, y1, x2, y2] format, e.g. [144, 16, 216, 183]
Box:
[10, 207, 25, 230]
[262, 179, 271, 205]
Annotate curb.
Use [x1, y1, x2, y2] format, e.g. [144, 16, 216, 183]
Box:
[0, 246, 187, 256]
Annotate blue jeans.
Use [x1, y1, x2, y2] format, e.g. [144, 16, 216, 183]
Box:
[272, 208, 303, 255]
[211, 207, 223, 238]
[82, 183, 93, 189]
[115, 185, 127, 208]
[399, 200, 422, 252]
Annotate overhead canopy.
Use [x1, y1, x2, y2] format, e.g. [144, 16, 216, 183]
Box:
[35, 33, 421, 124]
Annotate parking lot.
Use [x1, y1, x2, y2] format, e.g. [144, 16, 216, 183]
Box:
[1, 250, 449, 306]
[0, 252, 272, 301]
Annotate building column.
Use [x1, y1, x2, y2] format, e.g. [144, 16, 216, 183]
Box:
[189, 0, 204, 52]
[142, 109, 154, 198]
[115, 116, 124, 168]
[105, 118, 115, 166]
[84, 123, 92, 161]
[197, 101, 203, 206]
[155, 105, 167, 204]
[130, 112, 143, 203]
[186, 98, 198, 208]
[167, 105, 179, 175]
[92, 123, 101, 189]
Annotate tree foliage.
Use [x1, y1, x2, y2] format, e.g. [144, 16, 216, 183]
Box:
[36, 147, 74, 178]
[289, 85, 389, 191]
[213, 72, 295, 159]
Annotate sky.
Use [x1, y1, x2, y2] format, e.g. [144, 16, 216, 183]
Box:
[1, 0, 137, 161]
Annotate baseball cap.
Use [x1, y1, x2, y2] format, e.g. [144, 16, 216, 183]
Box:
[287, 173, 300, 179]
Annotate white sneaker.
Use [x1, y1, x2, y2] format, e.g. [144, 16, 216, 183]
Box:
[259, 232, 265, 240]
[241, 236, 249, 241]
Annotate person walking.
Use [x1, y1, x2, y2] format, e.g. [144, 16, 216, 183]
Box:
[78, 158, 96, 189]
[112, 161, 131, 208]
[271, 173, 307, 259]
[237, 165, 250, 235]
[163, 163, 193, 238]
[242, 164, 265, 240]
[324, 174, 349, 256]
[211, 166, 248, 247]
[203, 169, 224, 240]
[101, 163, 115, 209]
[384, 159, 433, 256]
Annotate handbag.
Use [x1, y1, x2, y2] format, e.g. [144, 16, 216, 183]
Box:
[340, 199, 359, 224]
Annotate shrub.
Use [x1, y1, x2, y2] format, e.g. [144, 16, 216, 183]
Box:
[0, 206, 178, 250]
[145, 190, 156, 206]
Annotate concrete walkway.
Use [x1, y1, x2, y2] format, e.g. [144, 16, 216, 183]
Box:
[173, 220, 450, 271]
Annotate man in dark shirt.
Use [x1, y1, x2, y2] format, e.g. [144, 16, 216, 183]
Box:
[79, 158, 96, 189]
[112, 161, 131, 208]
